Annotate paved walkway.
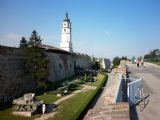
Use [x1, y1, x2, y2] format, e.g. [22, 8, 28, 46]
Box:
[128, 62, 160, 120]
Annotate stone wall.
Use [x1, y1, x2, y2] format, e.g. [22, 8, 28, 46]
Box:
[0, 46, 36, 102]
[46, 52, 75, 82]
[73, 53, 92, 69]
[0, 45, 92, 101]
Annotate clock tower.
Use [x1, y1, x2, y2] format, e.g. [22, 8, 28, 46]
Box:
[60, 12, 73, 52]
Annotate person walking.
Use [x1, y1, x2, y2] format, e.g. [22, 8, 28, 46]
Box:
[141, 59, 144, 67]
[42, 103, 46, 114]
[137, 60, 139, 67]
[134, 59, 137, 64]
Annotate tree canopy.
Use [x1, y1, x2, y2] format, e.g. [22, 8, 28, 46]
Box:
[112, 57, 121, 67]
[19, 30, 49, 85]
[144, 49, 160, 61]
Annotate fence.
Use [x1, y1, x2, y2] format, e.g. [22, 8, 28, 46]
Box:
[127, 79, 142, 106]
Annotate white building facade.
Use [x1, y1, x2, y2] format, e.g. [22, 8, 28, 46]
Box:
[101, 58, 111, 70]
[60, 12, 73, 52]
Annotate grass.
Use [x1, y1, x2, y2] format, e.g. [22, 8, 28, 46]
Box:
[49, 73, 107, 120]
[36, 93, 60, 104]
[0, 104, 38, 120]
[0, 94, 59, 120]
[51, 91, 96, 120]
[0, 76, 76, 120]
[0, 74, 107, 120]
[150, 61, 160, 65]
[86, 72, 108, 87]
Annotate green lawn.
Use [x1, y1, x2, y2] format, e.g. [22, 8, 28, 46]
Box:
[0, 93, 59, 120]
[49, 73, 107, 120]
[0, 107, 38, 120]
[36, 93, 60, 104]
[0, 76, 80, 120]
[0, 73, 107, 120]
[86, 72, 107, 87]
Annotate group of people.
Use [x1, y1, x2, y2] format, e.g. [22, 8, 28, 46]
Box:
[134, 59, 144, 67]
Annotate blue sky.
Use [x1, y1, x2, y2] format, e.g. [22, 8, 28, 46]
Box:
[0, 0, 160, 59]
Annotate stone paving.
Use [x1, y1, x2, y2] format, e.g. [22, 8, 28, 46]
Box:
[128, 62, 160, 120]
[83, 102, 129, 120]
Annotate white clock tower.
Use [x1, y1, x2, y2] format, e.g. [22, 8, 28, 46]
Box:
[60, 12, 73, 52]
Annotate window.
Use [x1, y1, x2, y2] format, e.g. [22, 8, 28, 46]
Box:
[64, 29, 66, 32]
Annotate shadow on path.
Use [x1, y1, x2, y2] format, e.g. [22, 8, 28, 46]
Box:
[46, 104, 57, 113]
[130, 106, 139, 120]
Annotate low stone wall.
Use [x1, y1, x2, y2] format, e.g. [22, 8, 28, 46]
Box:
[114, 63, 127, 103]
[114, 73, 123, 103]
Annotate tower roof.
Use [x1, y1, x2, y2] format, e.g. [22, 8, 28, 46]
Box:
[64, 12, 70, 22]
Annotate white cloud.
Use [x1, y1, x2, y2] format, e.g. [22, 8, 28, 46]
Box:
[0, 32, 60, 47]
[5, 33, 22, 41]
[0, 33, 24, 47]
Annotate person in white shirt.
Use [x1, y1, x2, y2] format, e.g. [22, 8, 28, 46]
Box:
[42, 103, 46, 114]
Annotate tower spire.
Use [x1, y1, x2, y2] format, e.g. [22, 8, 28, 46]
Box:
[64, 11, 70, 22]
[60, 12, 73, 52]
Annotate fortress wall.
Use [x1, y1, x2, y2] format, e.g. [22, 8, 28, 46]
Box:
[73, 53, 92, 69]
[46, 52, 75, 82]
[0, 46, 36, 102]
[0, 46, 92, 101]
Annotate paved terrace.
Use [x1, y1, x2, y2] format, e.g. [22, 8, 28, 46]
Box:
[128, 62, 160, 120]
[83, 62, 130, 120]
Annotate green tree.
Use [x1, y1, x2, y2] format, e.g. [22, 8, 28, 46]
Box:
[20, 37, 28, 48]
[112, 57, 121, 67]
[144, 49, 160, 61]
[21, 30, 50, 85]
[144, 54, 151, 60]
[121, 56, 128, 60]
